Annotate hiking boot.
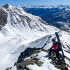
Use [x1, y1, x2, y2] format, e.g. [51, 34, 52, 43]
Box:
[48, 56, 51, 59]
[45, 55, 51, 59]
[45, 55, 49, 57]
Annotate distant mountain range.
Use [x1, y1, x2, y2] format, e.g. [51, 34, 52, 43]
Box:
[23, 5, 70, 31]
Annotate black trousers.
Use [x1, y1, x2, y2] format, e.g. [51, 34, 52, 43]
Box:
[49, 49, 60, 60]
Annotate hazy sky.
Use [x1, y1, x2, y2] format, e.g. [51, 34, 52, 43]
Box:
[0, 0, 70, 6]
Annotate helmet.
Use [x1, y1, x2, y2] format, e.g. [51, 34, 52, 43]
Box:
[52, 39, 55, 42]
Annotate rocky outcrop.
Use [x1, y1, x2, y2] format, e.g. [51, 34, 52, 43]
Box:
[15, 48, 69, 70]
[15, 48, 43, 70]
[0, 7, 7, 29]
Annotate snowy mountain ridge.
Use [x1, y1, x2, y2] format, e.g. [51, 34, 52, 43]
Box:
[23, 5, 70, 10]
[0, 4, 70, 70]
[0, 4, 59, 43]
[23, 5, 70, 31]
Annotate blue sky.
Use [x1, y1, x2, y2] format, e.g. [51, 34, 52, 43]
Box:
[0, 0, 70, 6]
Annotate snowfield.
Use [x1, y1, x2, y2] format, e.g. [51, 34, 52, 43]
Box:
[0, 4, 70, 70]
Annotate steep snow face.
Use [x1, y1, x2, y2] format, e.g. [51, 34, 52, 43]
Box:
[0, 5, 59, 43]
[0, 5, 60, 70]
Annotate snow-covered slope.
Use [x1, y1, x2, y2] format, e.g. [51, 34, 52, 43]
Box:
[23, 5, 70, 31]
[10, 31, 70, 70]
[0, 4, 59, 43]
[0, 4, 70, 70]
[0, 4, 60, 70]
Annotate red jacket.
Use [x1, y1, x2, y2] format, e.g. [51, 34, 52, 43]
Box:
[50, 42, 59, 51]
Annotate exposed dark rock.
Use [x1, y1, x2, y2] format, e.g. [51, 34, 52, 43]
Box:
[15, 48, 69, 70]
[61, 67, 68, 70]
[33, 58, 43, 66]
[0, 7, 7, 29]
[6, 67, 12, 70]
[2, 4, 10, 8]
[15, 48, 43, 70]
[17, 48, 41, 63]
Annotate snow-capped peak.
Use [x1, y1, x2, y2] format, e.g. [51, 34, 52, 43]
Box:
[2, 4, 13, 9]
